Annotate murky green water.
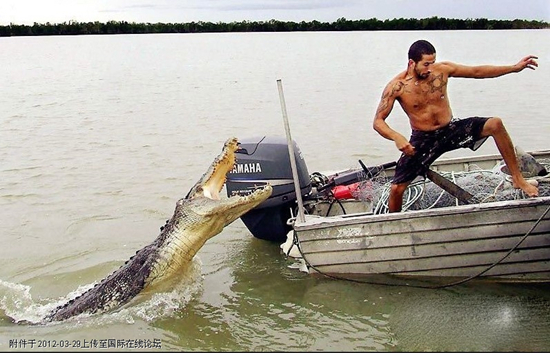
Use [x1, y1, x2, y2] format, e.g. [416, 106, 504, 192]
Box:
[1, 29, 549, 351]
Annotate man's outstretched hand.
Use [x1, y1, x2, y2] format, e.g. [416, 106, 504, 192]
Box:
[515, 55, 538, 72]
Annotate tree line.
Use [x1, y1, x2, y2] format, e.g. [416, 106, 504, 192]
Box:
[1, 17, 547, 37]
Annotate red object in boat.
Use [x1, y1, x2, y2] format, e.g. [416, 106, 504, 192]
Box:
[331, 182, 360, 200]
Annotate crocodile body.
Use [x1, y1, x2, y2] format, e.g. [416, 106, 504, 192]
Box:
[43, 137, 272, 322]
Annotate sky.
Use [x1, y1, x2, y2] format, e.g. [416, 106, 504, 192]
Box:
[1, 0, 548, 26]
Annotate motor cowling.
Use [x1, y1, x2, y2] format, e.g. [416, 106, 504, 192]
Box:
[226, 136, 311, 242]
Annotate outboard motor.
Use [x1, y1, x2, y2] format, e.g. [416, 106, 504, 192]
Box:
[226, 136, 311, 242]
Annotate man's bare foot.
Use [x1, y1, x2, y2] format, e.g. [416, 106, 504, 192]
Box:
[513, 178, 539, 197]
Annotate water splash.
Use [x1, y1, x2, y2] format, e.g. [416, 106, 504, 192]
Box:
[0, 257, 204, 326]
[0, 280, 58, 324]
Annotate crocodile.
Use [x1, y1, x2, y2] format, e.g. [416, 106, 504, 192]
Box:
[41, 137, 272, 323]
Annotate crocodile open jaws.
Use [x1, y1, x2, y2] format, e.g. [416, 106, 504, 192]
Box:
[41, 137, 272, 323]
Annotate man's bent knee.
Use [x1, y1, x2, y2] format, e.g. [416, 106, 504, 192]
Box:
[390, 183, 408, 196]
[482, 116, 505, 136]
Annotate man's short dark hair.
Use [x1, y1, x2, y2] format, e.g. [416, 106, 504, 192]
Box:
[408, 40, 436, 62]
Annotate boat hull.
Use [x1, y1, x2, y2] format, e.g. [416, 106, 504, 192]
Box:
[294, 197, 550, 282]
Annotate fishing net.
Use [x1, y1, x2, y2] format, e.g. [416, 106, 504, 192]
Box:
[352, 158, 550, 214]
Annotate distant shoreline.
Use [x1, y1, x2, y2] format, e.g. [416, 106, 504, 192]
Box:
[1, 16, 548, 37]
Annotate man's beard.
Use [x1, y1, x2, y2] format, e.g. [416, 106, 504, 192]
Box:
[415, 66, 430, 80]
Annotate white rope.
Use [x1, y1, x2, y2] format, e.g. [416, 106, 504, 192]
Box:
[368, 162, 550, 214]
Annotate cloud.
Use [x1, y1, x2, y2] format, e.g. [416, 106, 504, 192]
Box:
[210, 0, 358, 11]
[96, 0, 361, 23]
[108, 0, 356, 12]
[1, 0, 548, 26]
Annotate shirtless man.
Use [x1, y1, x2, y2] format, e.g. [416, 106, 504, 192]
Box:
[373, 39, 539, 212]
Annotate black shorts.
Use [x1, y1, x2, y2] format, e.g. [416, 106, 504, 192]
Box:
[392, 117, 489, 184]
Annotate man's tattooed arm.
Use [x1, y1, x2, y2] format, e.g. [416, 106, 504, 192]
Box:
[376, 81, 404, 115]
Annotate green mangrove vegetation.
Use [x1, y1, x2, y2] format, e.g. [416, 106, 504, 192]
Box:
[1, 17, 548, 37]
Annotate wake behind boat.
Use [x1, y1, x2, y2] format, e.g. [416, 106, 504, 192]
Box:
[225, 135, 550, 284]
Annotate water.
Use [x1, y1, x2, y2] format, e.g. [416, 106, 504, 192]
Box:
[1, 29, 549, 351]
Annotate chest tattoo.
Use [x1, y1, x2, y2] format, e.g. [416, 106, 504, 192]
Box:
[428, 73, 447, 94]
